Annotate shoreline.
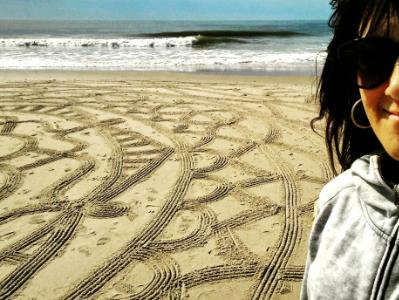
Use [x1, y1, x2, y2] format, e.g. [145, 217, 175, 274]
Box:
[0, 69, 318, 85]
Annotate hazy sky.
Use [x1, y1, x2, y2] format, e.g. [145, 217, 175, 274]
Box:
[0, 0, 331, 20]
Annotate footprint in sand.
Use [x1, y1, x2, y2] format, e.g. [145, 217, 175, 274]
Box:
[30, 216, 45, 224]
[97, 237, 111, 246]
[78, 246, 91, 256]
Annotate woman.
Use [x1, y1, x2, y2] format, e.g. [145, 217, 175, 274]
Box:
[301, 0, 399, 299]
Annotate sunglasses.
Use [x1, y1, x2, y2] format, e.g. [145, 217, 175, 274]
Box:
[338, 37, 399, 89]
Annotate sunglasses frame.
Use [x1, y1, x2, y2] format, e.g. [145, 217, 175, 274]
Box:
[337, 37, 399, 89]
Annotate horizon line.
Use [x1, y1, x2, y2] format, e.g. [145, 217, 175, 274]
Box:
[0, 18, 329, 22]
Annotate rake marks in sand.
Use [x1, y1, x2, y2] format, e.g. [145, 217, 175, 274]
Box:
[0, 79, 326, 299]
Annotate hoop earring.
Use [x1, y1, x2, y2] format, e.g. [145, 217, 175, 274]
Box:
[351, 99, 371, 129]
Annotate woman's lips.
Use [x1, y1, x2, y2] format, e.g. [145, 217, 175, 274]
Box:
[384, 109, 399, 119]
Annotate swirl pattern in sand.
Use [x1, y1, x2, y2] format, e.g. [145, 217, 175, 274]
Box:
[0, 76, 330, 299]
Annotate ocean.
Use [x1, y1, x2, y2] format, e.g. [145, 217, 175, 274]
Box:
[0, 20, 331, 75]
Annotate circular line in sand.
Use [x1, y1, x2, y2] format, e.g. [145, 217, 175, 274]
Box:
[0, 136, 25, 158]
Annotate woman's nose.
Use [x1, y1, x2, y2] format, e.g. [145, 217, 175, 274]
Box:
[385, 59, 399, 100]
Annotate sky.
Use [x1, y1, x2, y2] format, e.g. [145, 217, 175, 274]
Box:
[0, 0, 331, 20]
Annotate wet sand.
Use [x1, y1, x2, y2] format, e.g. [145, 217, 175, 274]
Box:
[0, 71, 331, 299]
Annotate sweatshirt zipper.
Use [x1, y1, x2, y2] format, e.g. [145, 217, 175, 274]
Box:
[373, 221, 399, 300]
[394, 184, 399, 203]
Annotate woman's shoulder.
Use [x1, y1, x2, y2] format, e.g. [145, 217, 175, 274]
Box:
[312, 169, 355, 218]
[318, 169, 355, 206]
[317, 153, 378, 210]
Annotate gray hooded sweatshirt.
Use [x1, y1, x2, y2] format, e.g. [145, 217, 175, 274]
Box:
[301, 153, 399, 300]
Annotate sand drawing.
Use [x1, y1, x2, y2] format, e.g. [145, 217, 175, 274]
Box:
[0, 78, 328, 299]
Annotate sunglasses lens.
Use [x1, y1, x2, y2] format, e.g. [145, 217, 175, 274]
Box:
[339, 38, 398, 89]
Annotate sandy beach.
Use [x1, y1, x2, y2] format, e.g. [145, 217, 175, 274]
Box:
[0, 71, 330, 299]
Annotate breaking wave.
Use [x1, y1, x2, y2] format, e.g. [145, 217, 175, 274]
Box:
[0, 35, 249, 49]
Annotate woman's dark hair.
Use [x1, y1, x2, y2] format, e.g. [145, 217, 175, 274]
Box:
[313, 0, 399, 174]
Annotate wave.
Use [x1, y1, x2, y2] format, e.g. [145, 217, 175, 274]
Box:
[0, 36, 247, 49]
[138, 30, 307, 38]
[193, 35, 247, 47]
[0, 37, 195, 48]
[0, 30, 307, 50]
[0, 51, 324, 73]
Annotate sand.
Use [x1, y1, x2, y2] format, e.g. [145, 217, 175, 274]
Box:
[0, 70, 331, 299]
